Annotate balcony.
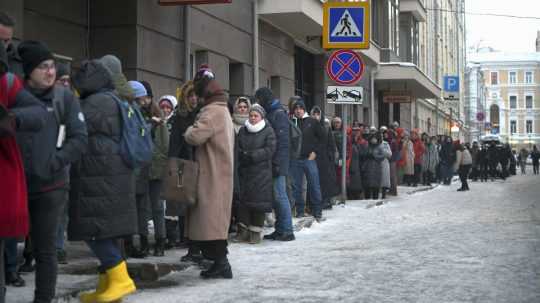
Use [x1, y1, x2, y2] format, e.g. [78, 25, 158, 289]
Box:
[376, 62, 441, 99]
[258, 0, 323, 40]
[399, 0, 427, 22]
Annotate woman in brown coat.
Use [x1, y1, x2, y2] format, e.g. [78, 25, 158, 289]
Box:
[184, 65, 235, 279]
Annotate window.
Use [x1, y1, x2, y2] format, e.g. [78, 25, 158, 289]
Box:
[510, 120, 517, 134]
[525, 71, 533, 84]
[509, 71, 516, 84]
[509, 95, 517, 109]
[490, 72, 498, 85]
[526, 95, 533, 109]
[526, 120, 533, 133]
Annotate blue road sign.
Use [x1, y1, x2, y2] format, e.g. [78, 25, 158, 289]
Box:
[444, 76, 460, 92]
[323, 2, 370, 49]
[326, 50, 365, 85]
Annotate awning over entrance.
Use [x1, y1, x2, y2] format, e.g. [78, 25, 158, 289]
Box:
[258, 0, 323, 39]
[375, 62, 441, 99]
[399, 0, 427, 22]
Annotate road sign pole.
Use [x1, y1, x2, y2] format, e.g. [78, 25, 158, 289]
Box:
[341, 105, 348, 203]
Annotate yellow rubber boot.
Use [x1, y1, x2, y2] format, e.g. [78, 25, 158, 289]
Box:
[79, 273, 108, 303]
[95, 261, 136, 303]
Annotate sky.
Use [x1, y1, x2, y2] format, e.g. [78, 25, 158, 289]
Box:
[465, 0, 540, 53]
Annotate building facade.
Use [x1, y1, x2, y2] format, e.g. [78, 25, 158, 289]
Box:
[464, 62, 488, 142]
[468, 52, 540, 149]
[1, 0, 466, 133]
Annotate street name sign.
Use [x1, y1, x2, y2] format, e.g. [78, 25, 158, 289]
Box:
[323, 1, 370, 49]
[326, 86, 363, 104]
[326, 50, 365, 85]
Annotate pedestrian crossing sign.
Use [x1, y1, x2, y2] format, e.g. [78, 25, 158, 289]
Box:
[323, 1, 370, 49]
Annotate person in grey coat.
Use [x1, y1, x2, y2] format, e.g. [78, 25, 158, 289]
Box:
[361, 132, 385, 199]
[380, 127, 392, 199]
[422, 134, 439, 185]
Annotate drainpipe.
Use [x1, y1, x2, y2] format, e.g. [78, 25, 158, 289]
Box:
[184, 5, 191, 82]
[370, 66, 378, 126]
[253, 0, 259, 92]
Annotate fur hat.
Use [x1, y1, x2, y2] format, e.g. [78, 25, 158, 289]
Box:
[18, 40, 54, 76]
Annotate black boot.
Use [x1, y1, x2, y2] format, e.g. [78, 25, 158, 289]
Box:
[18, 257, 34, 273]
[153, 238, 165, 257]
[180, 246, 204, 264]
[131, 235, 149, 259]
[5, 272, 25, 287]
[200, 257, 233, 279]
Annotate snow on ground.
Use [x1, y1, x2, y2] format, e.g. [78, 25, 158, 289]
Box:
[7, 170, 540, 303]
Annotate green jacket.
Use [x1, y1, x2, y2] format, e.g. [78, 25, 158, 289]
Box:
[150, 121, 170, 180]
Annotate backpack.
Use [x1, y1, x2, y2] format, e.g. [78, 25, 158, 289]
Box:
[107, 92, 154, 169]
[289, 118, 302, 160]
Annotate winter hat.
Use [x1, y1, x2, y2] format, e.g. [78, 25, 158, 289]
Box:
[128, 80, 147, 98]
[18, 40, 54, 76]
[380, 125, 388, 132]
[369, 126, 377, 133]
[159, 95, 178, 110]
[100, 55, 123, 75]
[55, 62, 70, 79]
[140, 80, 153, 98]
[254, 87, 274, 109]
[249, 103, 266, 118]
[99, 54, 134, 100]
[310, 106, 322, 116]
[292, 99, 306, 111]
[193, 64, 215, 97]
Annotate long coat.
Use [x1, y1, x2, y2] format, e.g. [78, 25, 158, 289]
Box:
[361, 143, 386, 188]
[422, 143, 439, 174]
[184, 95, 234, 241]
[380, 141, 392, 189]
[315, 123, 340, 200]
[401, 139, 415, 175]
[348, 141, 365, 192]
[69, 60, 137, 241]
[237, 121, 276, 212]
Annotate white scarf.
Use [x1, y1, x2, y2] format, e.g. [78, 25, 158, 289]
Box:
[245, 119, 266, 133]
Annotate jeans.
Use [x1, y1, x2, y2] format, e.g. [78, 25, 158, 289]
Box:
[28, 189, 67, 303]
[3, 238, 17, 274]
[149, 180, 166, 239]
[290, 159, 323, 218]
[136, 193, 150, 236]
[272, 176, 294, 235]
[86, 239, 123, 271]
[56, 202, 69, 251]
[534, 162, 539, 174]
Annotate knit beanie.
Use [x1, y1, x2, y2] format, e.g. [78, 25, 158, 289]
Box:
[18, 40, 54, 77]
[292, 99, 306, 111]
[254, 87, 274, 109]
[159, 95, 178, 110]
[250, 103, 266, 118]
[140, 80, 153, 98]
[128, 80, 147, 98]
[99, 54, 135, 100]
[55, 62, 70, 79]
[310, 105, 322, 116]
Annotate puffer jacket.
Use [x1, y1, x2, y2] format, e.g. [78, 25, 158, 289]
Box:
[237, 121, 276, 212]
[361, 142, 385, 188]
[68, 60, 137, 241]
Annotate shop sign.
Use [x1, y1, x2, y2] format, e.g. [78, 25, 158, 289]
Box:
[382, 91, 413, 103]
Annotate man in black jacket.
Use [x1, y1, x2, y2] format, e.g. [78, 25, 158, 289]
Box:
[0, 12, 23, 77]
[16, 40, 87, 303]
[289, 98, 325, 222]
[254, 87, 295, 241]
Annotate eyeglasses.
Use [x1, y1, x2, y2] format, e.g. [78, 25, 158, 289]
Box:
[36, 62, 56, 72]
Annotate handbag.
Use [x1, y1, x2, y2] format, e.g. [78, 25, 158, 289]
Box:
[161, 157, 199, 207]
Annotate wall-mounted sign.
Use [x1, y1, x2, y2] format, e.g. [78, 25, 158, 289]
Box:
[382, 91, 413, 103]
[158, 0, 231, 5]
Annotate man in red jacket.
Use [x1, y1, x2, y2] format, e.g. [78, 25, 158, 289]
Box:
[0, 42, 46, 303]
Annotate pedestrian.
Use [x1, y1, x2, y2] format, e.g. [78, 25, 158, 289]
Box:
[380, 126, 392, 198]
[469, 141, 480, 181]
[16, 40, 88, 303]
[0, 13, 23, 77]
[530, 145, 540, 175]
[70, 59, 137, 303]
[387, 127, 401, 195]
[361, 131, 385, 199]
[518, 148, 528, 175]
[422, 135, 439, 185]
[140, 81, 170, 257]
[235, 104, 276, 244]
[255, 87, 295, 242]
[456, 144, 473, 191]
[348, 125, 366, 199]
[411, 130, 425, 187]
[55, 62, 71, 88]
[99, 55, 135, 102]
[310, 106, 339, 209]
[332, 116, 352, 199]
[400, 131, 415, 186]
[232, 96, 251, 134]
[439, 136, 456, 185]
[158, 95, 177, 121]
[0, 41, 46, 303]
[166, 81, 204, 262]
[184, 65, 235, 279]
[289, 98, 326, 222]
